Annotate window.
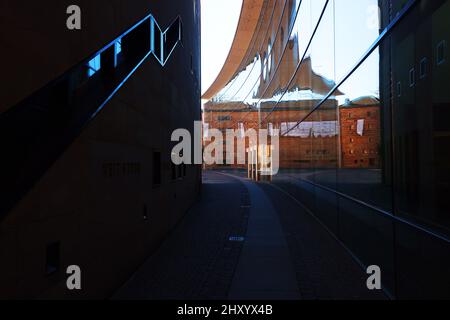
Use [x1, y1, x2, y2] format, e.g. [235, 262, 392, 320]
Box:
[218, 115, 231, 121]
[419, 58, 427, 79]
[87, 54, 101, 77]
[114, 39, 122, 67]
[115, 39, 122, 55]
[262, 52, 268, 81]
[193, 0, 197, 22]
[437, 40, 446, 65]
[163, 17, 182, 64]
[171, 162, 177, 180]
[239, 122, 245, 138]
[203, 123, 209, 139]
[409, 68, 415, 87]
[268, 123, 274, 136]
[268, 40, 272, 74]
[46, 242, 60, 276]
[143, 204, 148, 221]
[177, 164, 182, 178]
[152, 151, 162, 186]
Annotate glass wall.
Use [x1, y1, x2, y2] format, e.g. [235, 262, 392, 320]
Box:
[205, 0, 450, 298]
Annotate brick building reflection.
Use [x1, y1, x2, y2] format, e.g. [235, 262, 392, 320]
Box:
[203, 59, 381, 171]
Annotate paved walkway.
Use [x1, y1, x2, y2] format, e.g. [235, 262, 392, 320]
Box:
[114, 171, 386, 300]
[227, 174, 300, 300]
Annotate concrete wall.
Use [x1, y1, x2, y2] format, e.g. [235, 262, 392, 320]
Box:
[0, 0, 201, 299]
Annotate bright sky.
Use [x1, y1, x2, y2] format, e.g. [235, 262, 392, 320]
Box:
[201, 0, 243, 95]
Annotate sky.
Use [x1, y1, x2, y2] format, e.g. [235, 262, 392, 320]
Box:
[200, 0, 380, 103]
[201, 0, 243, 95]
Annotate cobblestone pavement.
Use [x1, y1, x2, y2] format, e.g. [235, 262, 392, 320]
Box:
[113, 171, 250, 300]
[258, 182, 386, 300]
[114, 170, 387, 300]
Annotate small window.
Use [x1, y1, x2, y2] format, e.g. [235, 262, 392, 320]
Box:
[409, 68, 415, 87]
[419, 58, 428, 79]
[217, 115, 231, 122]
[193, 0, 197, 22]
[171, 162, 177, 180]
[397, 81, 402, 97]
[177, 164, 182, 178]
[152, 151, 162, 186]
[288, 39, 295, 50]
[115, 39, 122, 55]
[267, 40, 272, 74]
[87, 55, 101, 77]
[262, 52, 268, 81]
[268, 123, 274, 136]
[46, 242, 60, 276]
[143, 204, 148, 221]
[162, 16, 182, 64]
[437, 40, 446, 65]
[114, 39, 122, 67]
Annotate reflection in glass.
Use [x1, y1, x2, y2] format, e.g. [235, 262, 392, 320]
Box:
[204, 0, 450, 238]
[87, 55, 101, 77]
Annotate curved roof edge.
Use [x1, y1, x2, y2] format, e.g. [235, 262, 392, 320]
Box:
[201, 0, 265, 101]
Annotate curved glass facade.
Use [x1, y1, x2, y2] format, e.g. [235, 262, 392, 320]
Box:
[204, 0, 450, 298]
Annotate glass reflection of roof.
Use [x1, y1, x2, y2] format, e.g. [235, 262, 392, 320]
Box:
[341, 95, 380, 107]
[213, 89, 337, 104]
[213, 54, 343, 105]
[215, 55, 260, 99]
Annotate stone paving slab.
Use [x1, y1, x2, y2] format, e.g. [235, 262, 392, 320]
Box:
[113, 172, 249, 300]
[259, 182, 387, 300]
[114, 170, 388, 300]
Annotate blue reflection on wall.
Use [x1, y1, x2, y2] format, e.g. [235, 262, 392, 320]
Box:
[114, 39, 122, 67]
[88, 55, 101, 77]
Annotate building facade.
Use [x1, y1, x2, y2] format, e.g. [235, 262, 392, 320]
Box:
[203, 0, 450, 298]
[0, 0, 201, 298]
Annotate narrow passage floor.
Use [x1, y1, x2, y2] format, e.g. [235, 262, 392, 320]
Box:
[114, 171, 386, 300]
